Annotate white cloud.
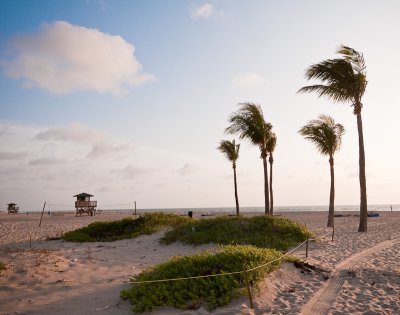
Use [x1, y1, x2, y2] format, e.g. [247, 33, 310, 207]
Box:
[232, 72, 267, 88]
[191, 4, 223, 20]
[1, 21, 155, 95]
[178, 163, 194, 176]
[0, 151, 28, 160]
[112, 164, 154, 180]
[35, 122, 133, 159]
[29, 158, 66, 166]
[87, 143, 131, 159]
[35, 122, 106, 144]
[0, 122, 219, 210]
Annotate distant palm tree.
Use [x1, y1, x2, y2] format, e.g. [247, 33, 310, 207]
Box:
[298, 45, 368, 232]
[225, 103, 272, 215]
[299, 115, 345, 227]
[218, 139, 241, 216]
[266, 130, 277, 215]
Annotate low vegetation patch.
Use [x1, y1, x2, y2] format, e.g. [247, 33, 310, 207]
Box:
[161, 215, 310, 251]
[63, 212, 190, 242]
[121, 245, 297, 312]
[0, 261, 6, 273]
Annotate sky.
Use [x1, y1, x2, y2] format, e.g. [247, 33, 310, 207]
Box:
[1, 0, 400, 212]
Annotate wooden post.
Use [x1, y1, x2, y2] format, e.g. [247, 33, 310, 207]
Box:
[243, 268, 254, 309]
[134, 201, 137, 216]
[39, 201, 47, 227]
[306, 237, 309, 258]
[332, 226, 335, 242]
[29, 235, 32, 249]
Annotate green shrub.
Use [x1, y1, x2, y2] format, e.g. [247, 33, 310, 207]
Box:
[63, 212, 190, 242]
[121, 245, 296, 312]
[161, 215, 310, 251]
[0, 261, 6, 273]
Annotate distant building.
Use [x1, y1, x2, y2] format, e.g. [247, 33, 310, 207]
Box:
[7, 203, 19, 214]
[74, 193, 97, 216]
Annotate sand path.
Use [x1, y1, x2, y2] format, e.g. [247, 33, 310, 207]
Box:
[300, 238, 400, 315]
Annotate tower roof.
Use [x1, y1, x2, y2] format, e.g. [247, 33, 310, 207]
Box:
[73, 192, 93, 198]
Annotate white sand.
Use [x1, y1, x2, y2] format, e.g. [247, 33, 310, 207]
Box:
[1, 211, 400, 314]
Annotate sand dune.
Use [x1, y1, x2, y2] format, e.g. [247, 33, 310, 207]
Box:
[1, 211, 400, 314]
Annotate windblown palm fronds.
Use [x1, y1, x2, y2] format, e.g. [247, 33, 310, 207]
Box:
[298, 44, 368, 232]
[299, 115, 345, 227]
[218, 139, 240, 215]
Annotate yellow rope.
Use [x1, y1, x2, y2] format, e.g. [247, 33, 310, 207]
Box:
[128, 227, 334, 284]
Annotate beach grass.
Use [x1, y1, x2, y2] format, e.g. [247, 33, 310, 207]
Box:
[0, 261, 6, 273]
[62, 212, 190, 242]
[161, 215, 310, 251]
[121, 244, 297, 312]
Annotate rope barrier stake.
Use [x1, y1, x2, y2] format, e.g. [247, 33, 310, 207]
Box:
[243, 268, 254, 309]
[306, 237, 309, 258]
[332, 226, 335, 242]
[38, 201, 46, 228]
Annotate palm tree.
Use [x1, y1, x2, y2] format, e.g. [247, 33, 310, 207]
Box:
[299, 115, 345, 227]
[298, 45, 368, 232]
[225, 103, 272, 215]
[265, 131, 277, 215]
[218, 139, 241, 216]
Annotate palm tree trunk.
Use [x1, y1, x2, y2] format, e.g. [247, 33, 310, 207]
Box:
[357, 112, 368, 232]
[262, 156, 270, 215]
[269, 154, 274, 216]
[233, 164, 239, 216]
[327, 155, 335, 228]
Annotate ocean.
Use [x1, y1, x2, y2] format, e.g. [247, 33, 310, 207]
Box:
[139, 204, 398, 215]
[14, 204, 398, 214]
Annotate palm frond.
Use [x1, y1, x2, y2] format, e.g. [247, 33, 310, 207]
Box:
[218, 139, 240, 163]
[337, 45, 366, 73]
[298, 115, 345, 157]
[298, 84, 356, 104]
[265, 131, 277, 154]
[298, 45, 367, 108]
[225, 103, 269, 150]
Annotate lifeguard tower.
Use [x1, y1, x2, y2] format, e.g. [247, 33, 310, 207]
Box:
[7, 203, 19, 214]
[74, 193, 97, 216]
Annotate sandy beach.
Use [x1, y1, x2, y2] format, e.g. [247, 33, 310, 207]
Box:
[1, 211, 400, 315]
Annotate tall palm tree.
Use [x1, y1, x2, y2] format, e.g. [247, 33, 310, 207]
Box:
[218, 139, 241, 216]
[299, 115, 345, 227]
[266, 131, 277, 215]
[298, 45, 368, 232]
[225, 103, 272, 215]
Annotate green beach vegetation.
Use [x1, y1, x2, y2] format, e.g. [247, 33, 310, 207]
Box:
[161, 215, 310, 250]
[62, 212, 310, 250]
[61, 212, 309, 312]
[299, 115, 345, 228]
[0, 261, 6, 273]
[121, 245, 298, 312]
[62, 212, 190, 242]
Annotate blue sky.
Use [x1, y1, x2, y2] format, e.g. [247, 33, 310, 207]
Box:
[1, 0, 400, 212]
